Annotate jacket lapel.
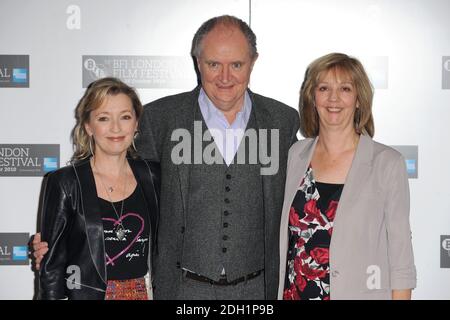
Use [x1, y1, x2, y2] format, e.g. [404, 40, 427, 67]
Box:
[174, 87, 200, 217]
[278, 137, 317, 298]
[128, 158, 158, 248]
[286, 137, 318, 211]
[72, 159, 107, 284]
[248, 92, 270, 216]
[330, 134, 374, 258]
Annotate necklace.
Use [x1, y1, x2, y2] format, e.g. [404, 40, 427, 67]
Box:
[92, 158, 128, 241]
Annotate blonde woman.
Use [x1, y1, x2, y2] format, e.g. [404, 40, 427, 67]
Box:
[39, 77, 159, 300]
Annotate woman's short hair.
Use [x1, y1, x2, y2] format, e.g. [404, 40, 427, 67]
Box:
[299, 53, 375, 138]
[70, 77, 143, 163]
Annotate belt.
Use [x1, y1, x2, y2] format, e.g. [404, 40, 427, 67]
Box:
[183, 270, 263, 286]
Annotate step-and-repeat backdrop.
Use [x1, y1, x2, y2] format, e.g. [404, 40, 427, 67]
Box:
[1, 0, 449, 299]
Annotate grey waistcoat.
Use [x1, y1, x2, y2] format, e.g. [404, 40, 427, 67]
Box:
[180, 107, 265, 282]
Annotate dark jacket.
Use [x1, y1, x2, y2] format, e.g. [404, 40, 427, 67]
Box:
[38, 157, 160, 300]
[136, 86, 299, 299]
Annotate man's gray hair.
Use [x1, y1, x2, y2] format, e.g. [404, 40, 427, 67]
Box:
[191, 15, 258, 59]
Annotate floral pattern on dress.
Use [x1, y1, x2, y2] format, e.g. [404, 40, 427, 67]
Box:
[283, 167, 342, 300]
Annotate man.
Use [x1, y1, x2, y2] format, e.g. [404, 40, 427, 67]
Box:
[33, 15, 299, 300]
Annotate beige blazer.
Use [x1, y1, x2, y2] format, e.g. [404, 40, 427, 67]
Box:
[278, 134, 417, 300]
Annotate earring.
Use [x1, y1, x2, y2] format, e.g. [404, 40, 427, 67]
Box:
[89, 135, 95, 156]
[132, 131, 139, 152]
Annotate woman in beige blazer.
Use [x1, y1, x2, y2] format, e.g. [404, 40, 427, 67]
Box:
[278, 53, 416, 300]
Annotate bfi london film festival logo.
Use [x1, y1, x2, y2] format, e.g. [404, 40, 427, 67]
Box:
[442, 56, 450, 89]
[390, 145, 418, 179]
[0, 233, 30, 265]
[0, 144, 59, 177]
[82, 55, 195, 89]
[0, 55, 29, 88]
[441, 235, 450, 268]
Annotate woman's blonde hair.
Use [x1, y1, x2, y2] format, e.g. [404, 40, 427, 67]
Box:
[70, 77, 143, 163]
[299, 53, 375, 138]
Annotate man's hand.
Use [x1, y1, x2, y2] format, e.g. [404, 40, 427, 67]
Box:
[32, 233, 48, 271]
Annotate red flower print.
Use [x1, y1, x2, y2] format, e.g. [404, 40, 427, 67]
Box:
[294, 257, 303, 275]
[283, 168, 338, 300]
[300, 250, 309, 260]
[301, 263, 328, 280]
[304, 200, 319, 218]
[295, 274, 307, 292]
[310, 247, 329, 265]
[296, 237, 305, 249]
[283, 284, 300, 300]
[289, 207, 301, 227]
[299, 221, 309, 230]
[304, 200, 326, 226]
[289, 207, 309, 230]
[325, 200, 339, 221]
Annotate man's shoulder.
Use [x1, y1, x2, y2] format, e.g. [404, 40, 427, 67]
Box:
[250, 91, 299, 131]
[250, 91, 298, 116]
[129, 157, 160, 175]
[250, 91, 293, 109]
[143, 87, 199, 113]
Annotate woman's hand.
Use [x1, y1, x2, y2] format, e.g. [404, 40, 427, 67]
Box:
[32, 233, 48, 270]
[392, 289, 412, 300]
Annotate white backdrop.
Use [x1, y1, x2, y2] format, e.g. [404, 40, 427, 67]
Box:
[0, 0, 449, 299]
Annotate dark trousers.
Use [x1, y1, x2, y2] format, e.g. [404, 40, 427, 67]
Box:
[176, 271, 265, 300]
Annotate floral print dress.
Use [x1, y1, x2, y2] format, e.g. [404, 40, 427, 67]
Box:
[283, 167, 344, 300]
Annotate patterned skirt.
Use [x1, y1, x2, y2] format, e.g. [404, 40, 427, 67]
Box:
[105, 277, 148, 300]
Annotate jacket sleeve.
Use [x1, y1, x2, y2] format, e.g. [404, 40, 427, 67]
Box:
[385, 154, 417, 290]
[147, 161, 161, 203]
[288, 109, 300, 147]
[39, 173, 73, 300]
[141, 159, 161, 258]
[136, 104, 161, 162]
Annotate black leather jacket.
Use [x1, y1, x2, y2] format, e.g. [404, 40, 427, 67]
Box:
[38, 157, 160, 300]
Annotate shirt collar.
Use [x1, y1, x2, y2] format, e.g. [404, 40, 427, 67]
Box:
[198, 88, 252, 126]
